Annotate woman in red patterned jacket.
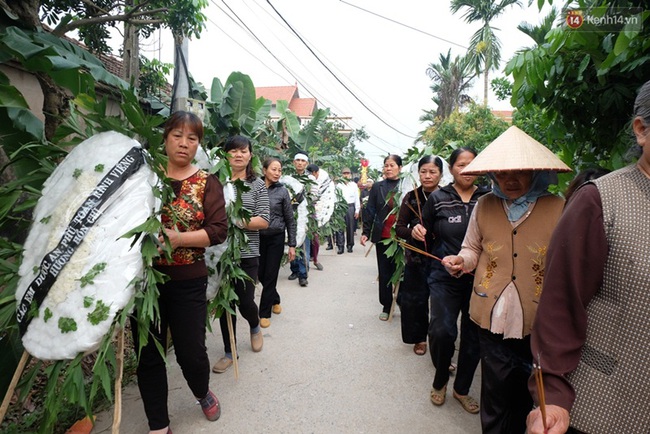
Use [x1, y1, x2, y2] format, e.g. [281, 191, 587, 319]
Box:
[132, 111, 228, 434]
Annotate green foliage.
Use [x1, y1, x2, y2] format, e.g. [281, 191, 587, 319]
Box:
[139, 56, 173, 99]
[78, 263, 107, 288]
[491, 76, 512, 101]
[87, 300, 110, 325]
[425, 49, 477, 120]
[506, 0, 650, 174]
[419, 103, 509, 156]
[57, 317, 78, 333]
[204, 73, 272, 147]
[207, 175, 251, 321]
[379, 188, 406, 288]
[39, 0, 208, 54]
[309, 122, 368, 176]
[449, 0, 523, 104]
[0, 77, 169, 434]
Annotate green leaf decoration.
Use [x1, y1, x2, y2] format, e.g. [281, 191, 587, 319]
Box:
[87, 300, 110, 325]
[78, 262, 107, 288]
[58, 317, 78, 333]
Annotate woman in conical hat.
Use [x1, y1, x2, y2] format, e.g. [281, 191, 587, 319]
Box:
[441, 126, 570, 434]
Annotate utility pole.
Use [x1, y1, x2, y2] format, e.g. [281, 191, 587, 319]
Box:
[173, 36, 190, 113]
[123, 0, 140, 87]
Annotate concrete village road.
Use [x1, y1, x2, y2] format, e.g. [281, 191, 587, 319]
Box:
[94, 234, 481, 433]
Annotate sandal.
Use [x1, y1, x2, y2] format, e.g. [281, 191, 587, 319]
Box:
[453, 390, 480, 414]
[413, 342, 427, 356]
[430, 385, 447, 406]
[378, 312, 389, 321]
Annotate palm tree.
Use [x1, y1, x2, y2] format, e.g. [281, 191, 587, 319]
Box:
[425, 49, 476, 120]
[517, 7, 558, 46]
[450, 0, 523, 106]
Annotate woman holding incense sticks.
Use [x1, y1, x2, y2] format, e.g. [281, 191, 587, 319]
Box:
[395, 155, 443, 356]
[441, 126, 570, 434]
[420, 147, 489, 414]
[526, 80, 650, 434]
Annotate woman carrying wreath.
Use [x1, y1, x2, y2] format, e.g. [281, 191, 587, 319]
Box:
[132, 111, 228, 434]
[212, 135, 270, 374]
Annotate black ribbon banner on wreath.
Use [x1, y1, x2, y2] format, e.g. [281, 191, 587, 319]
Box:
[16, 147, 146, 335]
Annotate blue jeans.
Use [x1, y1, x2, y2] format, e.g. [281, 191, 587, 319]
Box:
[290, 237, 310, 278]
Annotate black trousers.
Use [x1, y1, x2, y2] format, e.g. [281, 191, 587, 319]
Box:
[398, 262, 429, 344]
[375, 241, 396, 313]
[131, 277, 210, 430]
[428, 275, 479, 395]
[258, 232, 284, 318]
[478, 328, 533, 434]
[336, 203, 356, 248]
[219, 257, 260, 354]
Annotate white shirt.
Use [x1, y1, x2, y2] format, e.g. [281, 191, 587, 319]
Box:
[338, 180, 360, 213]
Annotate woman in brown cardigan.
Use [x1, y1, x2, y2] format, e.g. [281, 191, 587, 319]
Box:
[442, 126, 571, 434]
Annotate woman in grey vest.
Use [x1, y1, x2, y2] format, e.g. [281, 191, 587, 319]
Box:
[526, 81, 650, 434]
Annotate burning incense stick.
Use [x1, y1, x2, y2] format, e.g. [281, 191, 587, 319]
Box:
[397, 240, 473, 276]
[533, 361, 548, 434]
[413, 189, 428, 252]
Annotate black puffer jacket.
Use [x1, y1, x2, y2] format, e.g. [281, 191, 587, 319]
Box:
[260, 181, 297, 247]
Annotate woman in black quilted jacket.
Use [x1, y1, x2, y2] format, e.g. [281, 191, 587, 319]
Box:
[258, 157, 297, 328]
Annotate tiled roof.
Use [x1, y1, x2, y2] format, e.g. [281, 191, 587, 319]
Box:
[42, 24, 124, 78]
[95, 51, 123, 78]
[492, 110, 514, 123]
[255, 85, 317, 117]
[256, 86, 299, 103]
[289, 98, 317, 117]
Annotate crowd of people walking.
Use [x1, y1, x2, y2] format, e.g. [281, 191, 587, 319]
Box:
[132, 79, 650, 434]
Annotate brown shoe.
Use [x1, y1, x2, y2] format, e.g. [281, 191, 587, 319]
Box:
[212, 356, 233, 374]
[260, 318, 271, 328]
[413, 342, 427, 356]
[272, 304, 282, 315]
[251, 330, 263, 352]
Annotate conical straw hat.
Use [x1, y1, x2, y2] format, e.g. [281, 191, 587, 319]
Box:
[461, 126, 571, 175]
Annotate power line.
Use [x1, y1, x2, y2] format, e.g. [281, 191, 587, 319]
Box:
[208, 0, 289, 83]
[339, 0, 468, 50]
[215, 1, 401, 156]
[248, 0, 415, 135]
[265, 0, 416, 139]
